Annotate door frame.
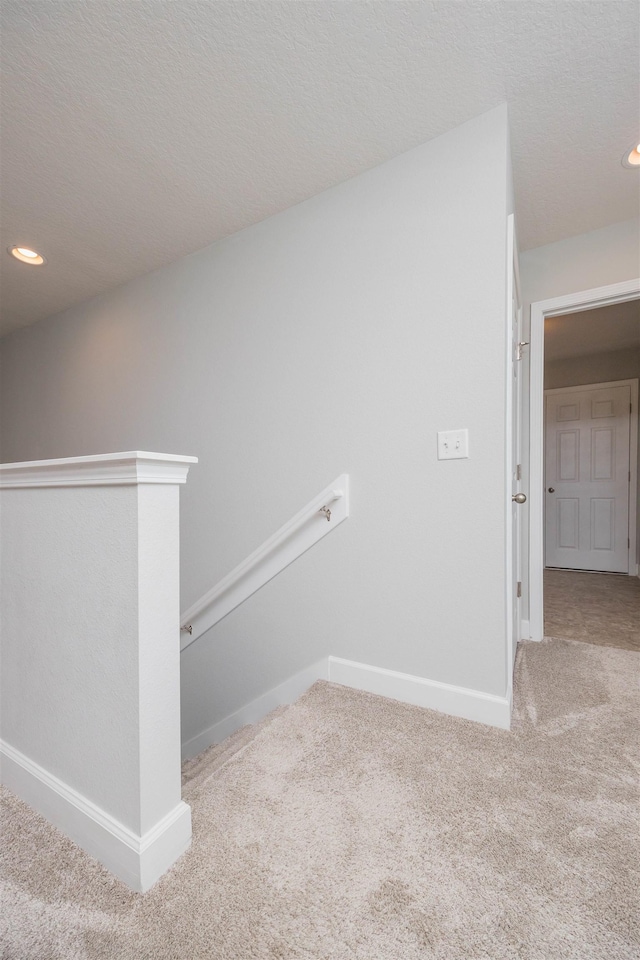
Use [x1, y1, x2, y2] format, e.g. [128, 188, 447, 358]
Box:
[505, 213, 522, 692]
[544, 378, 638, 573]
[529, 277, 640, 642]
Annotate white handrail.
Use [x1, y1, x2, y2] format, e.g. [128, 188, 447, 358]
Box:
[180, 474, 349, 649]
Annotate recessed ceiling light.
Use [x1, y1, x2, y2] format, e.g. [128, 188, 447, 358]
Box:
[622, 143, 640, 168]
[8, 245, 46, 265]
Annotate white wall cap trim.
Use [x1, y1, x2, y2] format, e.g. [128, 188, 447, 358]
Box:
[0, 739, 192, 892]
[0, 451, 198, 488]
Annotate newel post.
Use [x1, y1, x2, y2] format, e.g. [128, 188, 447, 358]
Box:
[0, 451, 197, 891]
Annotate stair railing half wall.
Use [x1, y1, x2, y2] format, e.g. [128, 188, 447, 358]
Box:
[180, 474, 350, 649]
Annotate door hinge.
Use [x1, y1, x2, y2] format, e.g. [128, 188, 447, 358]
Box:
[516, 464, 522, 481]
[517, 581, 522, 598]
[516, 341, 529, 361]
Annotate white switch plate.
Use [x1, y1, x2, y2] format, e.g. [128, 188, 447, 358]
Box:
[437, 428, 469, 460]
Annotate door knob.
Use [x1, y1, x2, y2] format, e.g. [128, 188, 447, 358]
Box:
[512, 493, 527, 504]
[548, 487, 555, 493]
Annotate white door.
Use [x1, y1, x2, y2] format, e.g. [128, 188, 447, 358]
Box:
[506, 214, 524, 677]
[545, 383, 631, 572]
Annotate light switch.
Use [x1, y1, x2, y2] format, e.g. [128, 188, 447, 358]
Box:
[437, 428, 469, 460]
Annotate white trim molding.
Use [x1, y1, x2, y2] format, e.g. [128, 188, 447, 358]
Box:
[0, 741, 192, 893]
[182, 656, 513, 758]
[505, 213, 523, 701]
[0, 451, 198, 488]
[328, 657, 512, 730]
[180, 475, 349, 648]
[529, 278, 640, 642]
[182, 658, 329, 760]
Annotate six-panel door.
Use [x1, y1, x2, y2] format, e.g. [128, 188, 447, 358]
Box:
[545, 384, 631, 572]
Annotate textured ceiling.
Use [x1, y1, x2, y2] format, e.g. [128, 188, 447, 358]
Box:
[1, 1, 639, 336]
[545, 300, 640, 361]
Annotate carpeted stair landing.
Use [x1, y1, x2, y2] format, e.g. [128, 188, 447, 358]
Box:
[1, 637, 639, 959]
[181, 706, 288, 797]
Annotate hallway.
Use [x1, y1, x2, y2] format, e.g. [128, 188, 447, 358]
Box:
[544, 568, 640, 652]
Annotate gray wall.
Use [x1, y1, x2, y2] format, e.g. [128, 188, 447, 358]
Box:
[520, 219, 640, 318]
[544, 347, 640, 390]
[0, 106, 511, 746]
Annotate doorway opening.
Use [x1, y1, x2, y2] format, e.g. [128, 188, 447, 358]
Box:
[529, 279, 640, 647]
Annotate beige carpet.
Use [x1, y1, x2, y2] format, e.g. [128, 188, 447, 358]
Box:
[2, 637, 639, 959]
[544, 568, 640, 652]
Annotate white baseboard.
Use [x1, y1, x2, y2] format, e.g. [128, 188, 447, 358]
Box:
[0, 741, 191, 893]
[328, 657, 512, 730]
[182, 655, 513, 759]
[181, 658, 330, 760]
[521, 619, 531, 641]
